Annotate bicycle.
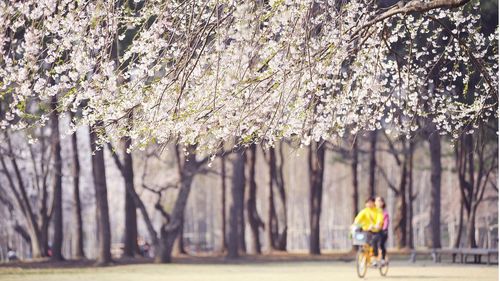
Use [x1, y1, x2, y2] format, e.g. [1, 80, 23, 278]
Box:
[352, 231, 389, 278]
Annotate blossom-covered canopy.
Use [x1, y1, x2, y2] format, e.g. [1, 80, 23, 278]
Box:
[0, 0, 497, 152]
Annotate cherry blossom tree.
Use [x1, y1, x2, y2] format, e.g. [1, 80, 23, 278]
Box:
[1, 0, 497, 149]
[0, 0, 497, 263]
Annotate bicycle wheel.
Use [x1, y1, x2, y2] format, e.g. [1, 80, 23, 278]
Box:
[356, 249, 368, 278]
[379, 260, 389, 276]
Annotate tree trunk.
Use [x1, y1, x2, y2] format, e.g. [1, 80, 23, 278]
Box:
[407, 141, 415, 249]
[28, 225, 44, 259]
[122, 137, 139, 257]
[351, 138, 359, 220]
[39, 219, 49, 257]
[275, 144, 287, 251]
[427, 131, 442, 249]
[156, 225, 179, 263]
[454, 199, 464, 248]
[394, 159, 407, 249]
[89, 123, 112, 265]
[155, 148, 196, 263]
[70, 112, 85, 259]
[246, 145, 262, 254]
[221, 155, 227, 252]
[308, 142, 325, 255]
[268, 147, 279, 251]
[368, 130, 377, 197]
[227, 151, 246, 258]
[49, 96, 64, 261]
[466, 204, 478, 248]
[177, 218, 187, 254]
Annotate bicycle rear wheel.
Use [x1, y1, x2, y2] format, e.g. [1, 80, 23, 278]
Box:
[379, 260, 389, 276]
[356, 249, 368, 278]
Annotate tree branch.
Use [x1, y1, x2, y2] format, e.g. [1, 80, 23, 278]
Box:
[106, 142, 124, 175]
[377, 164, 400, 195]
[352, 0, 473, 38]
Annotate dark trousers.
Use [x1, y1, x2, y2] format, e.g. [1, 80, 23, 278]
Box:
[380, 230, 388, 259]
[370, 232, 381, 257]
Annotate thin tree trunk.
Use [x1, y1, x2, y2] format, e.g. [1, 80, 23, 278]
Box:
[464, 133, 475, 247]
[49, 96, 64, 261]
[427, 131, 442, 249]
[69, 112, 85, 259]
[454, 199, 464, 248]
[239, 158, 247, 255]
[38, 130, 50, 256]
[246, 145, 262, 254]
[268, 147, 279, 251]
[228, 152, 245, 258]
[394, 158, 407, 249]
[308, 142, 325, 255]
[407, 141, 415, 249]
[368, 131, 377, 197]
[351, 138, 359, 220]
[221, 155, 227, 252]
[275, 144, 287, 251]
[122, 137, 139, 257]
[89, 123, 112, 265]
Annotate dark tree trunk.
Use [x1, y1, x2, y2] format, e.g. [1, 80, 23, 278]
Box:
[464, 134, 476, 247]
[455, 132, 477, 248]
[123, 186, 138, 256]
[221, 155, 227, 252]
[238, 163, 247, 254]
[351, 138, 359, 220]
[39, 219, 49, 257]
[155, 147, 196, 263]
[69, 112, 85, 259]
[89, 123, 112, 265]
[228, 151, 246, 258]
[308, 142, 325, 255]
[177, 219, 187, 254]
[156, 225, 180, 263]
[268, 147, 279, 251]
[407, 141, 415, 249]
[368, 130, 377, 197]
[247, 145, 263, 254]
[427, 131, 442, 249]
[466, 205, 478, 248]
[454, 199, 464, 248]
[122, 137, 139, 257]
[394, 158, 407, 249]
[275, 144, 287, 251]
[37, 130, 50, 257]
[49, 96, 64, 261]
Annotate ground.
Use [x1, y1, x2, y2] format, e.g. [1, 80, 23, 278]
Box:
[0, 260, 497, 281]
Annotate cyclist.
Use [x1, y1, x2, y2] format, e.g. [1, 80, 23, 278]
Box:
[375, 196, 389, 265]
[353, 197, 383, 266]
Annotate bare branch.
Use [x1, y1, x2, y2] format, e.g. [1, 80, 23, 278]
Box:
[106, 142, 124, 175]
[376, 164, 399, 195]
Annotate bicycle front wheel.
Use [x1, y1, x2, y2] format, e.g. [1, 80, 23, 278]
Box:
[356, 249, 368, 278]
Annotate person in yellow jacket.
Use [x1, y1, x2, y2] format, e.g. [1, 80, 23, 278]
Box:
[353, 197, 384, 265]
